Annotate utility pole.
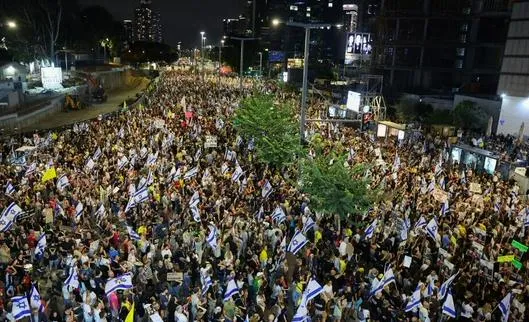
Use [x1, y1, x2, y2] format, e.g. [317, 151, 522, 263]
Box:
[230, 37, 259, 92]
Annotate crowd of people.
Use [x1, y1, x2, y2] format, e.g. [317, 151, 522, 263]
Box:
[0, 70, 528, 322]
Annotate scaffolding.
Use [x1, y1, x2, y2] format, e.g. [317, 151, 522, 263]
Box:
[358, 74, 387, 121]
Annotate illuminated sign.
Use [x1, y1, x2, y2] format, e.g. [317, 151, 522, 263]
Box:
[345, 33, 372, 65]
[41, 67, 63, 90]
[287, 58, 304, 69]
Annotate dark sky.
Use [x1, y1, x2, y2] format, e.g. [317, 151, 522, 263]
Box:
[78, 0, 245, 47]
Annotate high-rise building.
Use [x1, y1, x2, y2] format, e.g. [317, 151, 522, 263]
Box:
[372, 0, 511, 95]
[222, 16, 250, 37]
[123, 20, 134, 43]
[134, 0, 163, 43]
[496, 0, 529, 136]
[343, 3, 359, 32]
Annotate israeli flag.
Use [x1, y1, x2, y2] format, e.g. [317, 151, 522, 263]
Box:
[118, 127, 125, 139]
[460, 170, 466, 184]
[405, 283, 422, 312]
[524, 209, 529, 227]
[0, 202, 23, 232]
[370, 267, 396, 296]
[11, 296, 31, 320]
[302, 217, 315, 234]
[221, 163, 229, 175]
[438, 272, 458, 300]
[414, 216, 427, 230]
[202, 168, 211, 181]
[428, 180, 435, 193]
[393, 153, 401, 171]
[440, 200, 450, 216]
[189, 191, 200, 207]
[92, 147, 102, 161]
[25, 163, 37, 177]
[75, 202, 83, 221]
[304, 279, 324, 302]
[364, 219, 378, 240]
[494, 201, 501, 213]
[426, 217, 439, 241]
[224, 279, 240, 302]
[94, 204, 105, 218]
[201, 272, 213, 296]
[499, 292, 512, 322]
[206, 225, 218, 249]
[139, 147, 148, 159]
[292, 294, 309, 322]
[400, 217, 410, 241]
[85, 158, 95, 171]
[426, 278, 435, 298]
[5, 182, 15, 195]
[215, 118, 224, 130]
[250, 206, 261, 223]
[271, 206, 286, 223]
[262, 180, 273, 198]
[29, 284, 44, 312]
[146, 151, 158, 166]
[125, 196, 136, 213]
[225, 149, 235, 161]
[194, 148, 202, 162]
[105, 272, 134, 296]
[64, 267, 79, 289]
[34, 233, 47, 259]
[134, 187, 149, 204]
[287, 231, 308, 255]
[57, 174, 70, 191]
[127, 226, 141, 241]
[232, 165, 244, 182]
[166, 166, 179, 183]
[190, 205, 201, 222]
[118, 156, 129, 170]
[442, 288, 457, 318]
[184, 166, 199, 180]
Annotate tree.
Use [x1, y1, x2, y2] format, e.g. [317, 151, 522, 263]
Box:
[395, 96, 433, 123]
[300, 154, 377, 218]
[452, 100, 488, 132]
[233, 94, 304, 168]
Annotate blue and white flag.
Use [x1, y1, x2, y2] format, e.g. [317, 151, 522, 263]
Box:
[64, 267, 79, 289]
[271, 206, 286, 224]
[124, 196, 136, 214]
[221, 163, 229, 175]
[184, 166, 199, 180]
[118, 127, 125, 139]
[201, 272, 213, 296]
[190, 205, 201, 222]
[364, 219, 378, 240]
[440, 200, 450, 217]
[57, 174, 70, 191]
[224, 279, 240, 302]
[442, 288, 456, 318]
[146, 151, 158, 166]
[524, 208, 529, 227]
[304, 279, 324, 302]
[287, 231, 308, 255]
[425, 278, 435, 298]
[393, 153, 401, 171]
[401, 217, 411, 241]
[405, 283, 422, 312]
[11, 296, 31, 320]
[5, 182, 15, 195]
[438, 272, 458, 300]
[35, 233, 47, 259]
[194, 148, 202, 162]
[292, 294, 309, 322]
[0, 202, 23, 232]
[348, 147, 356, 161]
[134, 187, 149, 204]
[25, 163, 37, 177]
[262, 180, 273, 198]
[189, 191, 200, 207]
[494, 201, 501, 213]
[499, 292, 511, 322]
[370, 267, 396, 296]
[428, 181, 435, 193]
[256, 205, 264, 221]
[302, 217, 315, 234]
[426, 217, 439, 241]
[105, 273, 133, 296]
[75, 202, 83, 221]
[127, 226, 141, 241]
[206, 226, 218, 249]
[460, 170, 467, 184]
[232, 165, 244, 182]
[92, 147, 102, 161]
[225, 149, 235, 161]
[85, 158, 95, 172]
[118, 156, 129, 170]
[414, 216, 427, 230]
[94, 204, 105, 218]
[29, 284, 44, 312]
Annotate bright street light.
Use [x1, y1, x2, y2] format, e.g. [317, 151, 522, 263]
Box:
[272, 18, 280, 26]
[6, 21, 16, 29]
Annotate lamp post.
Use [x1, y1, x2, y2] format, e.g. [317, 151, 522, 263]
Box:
[218, 39, 225, 80]
[258, 52, 263, 78]
[230, 36, 259, 91]
[272, 19, 332, 143]
[200, 31, 205, 76]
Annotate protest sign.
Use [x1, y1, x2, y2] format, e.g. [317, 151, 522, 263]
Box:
[204, 135, 218, 148]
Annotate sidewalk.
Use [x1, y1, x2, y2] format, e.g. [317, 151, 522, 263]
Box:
[20, 78, 150, 132]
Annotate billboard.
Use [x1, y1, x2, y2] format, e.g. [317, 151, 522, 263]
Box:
[41, 67, 63, 90]
[287, 58, 304, 69]
[346, 91, 361, 113]
[345, 33, 372, 65]
[269, 51, 285, 63]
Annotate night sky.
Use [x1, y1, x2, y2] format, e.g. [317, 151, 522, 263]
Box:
[78, 0, 245, 48]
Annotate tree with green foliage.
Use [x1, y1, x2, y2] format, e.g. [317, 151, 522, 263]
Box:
[452, 100, 489, 132]
[233, 94, 304, 168]
[300, 154, 377, 218]
[395, 96, 433, 123]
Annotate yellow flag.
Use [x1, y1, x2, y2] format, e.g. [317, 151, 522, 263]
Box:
[41, 167, 57, 183]
[125, 303, 134, 322]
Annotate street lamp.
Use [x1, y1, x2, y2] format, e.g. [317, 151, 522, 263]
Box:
[230, 36, 260, 91]
[219, 39, 225, 79]
[6, 21, 17, 29]
[272, 19, 333, 143]
[200, 31, 205, 77]
[258, 52, 263, 78]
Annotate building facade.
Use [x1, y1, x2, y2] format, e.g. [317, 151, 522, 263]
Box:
[372, 0, 511, 95]
[134, 0, 163, 43]
[496, 0, 529, 136]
